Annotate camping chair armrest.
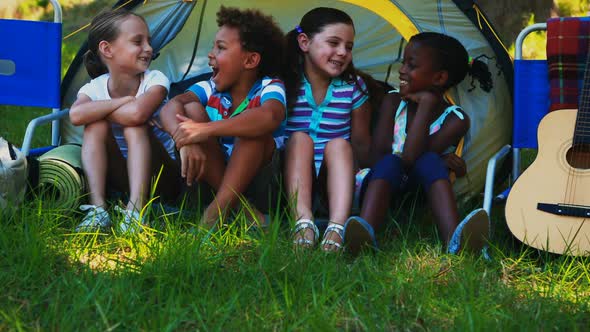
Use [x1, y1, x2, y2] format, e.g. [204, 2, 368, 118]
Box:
[483, 144, 511, 215]
[21, 109, 70, 156]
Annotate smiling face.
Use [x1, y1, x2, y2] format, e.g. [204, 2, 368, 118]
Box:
[208, 25, 252, 92]
[104, 15, 153, 75]
[398, 41, 446, 98]
[300, 22, 355, 80]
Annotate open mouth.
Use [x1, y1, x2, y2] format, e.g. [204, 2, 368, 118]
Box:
[399, 80, 408, 86]
[211, 65, 219, 79]
[329, 60, 343, 68]
[138, 56, 150, 64]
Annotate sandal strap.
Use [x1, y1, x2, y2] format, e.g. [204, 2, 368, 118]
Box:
[320, 222, 345, 250]
[292, 218, 319, 245]
[323, 222, 345, 240]
[294, 238, 316, 246]
[321, 239, 342, 249]
[292, 218, 319, 239]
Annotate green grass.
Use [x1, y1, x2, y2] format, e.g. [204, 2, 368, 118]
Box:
[1, 196, 589, 330]
[1, 1, 590, 330]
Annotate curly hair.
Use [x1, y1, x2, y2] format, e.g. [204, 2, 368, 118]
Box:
[216, 6, 285, 79]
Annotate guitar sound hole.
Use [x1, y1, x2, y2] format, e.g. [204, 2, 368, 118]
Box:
[566, 144, 590, 169]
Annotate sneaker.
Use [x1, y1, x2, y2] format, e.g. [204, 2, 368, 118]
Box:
[115, 206, 145, 234]
[448, 208, 490, 255]
[76, 205, 111, 232]
[344, 216, 378, 255]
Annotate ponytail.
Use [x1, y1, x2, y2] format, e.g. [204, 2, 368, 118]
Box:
[284, 28, 304, 109]
[467, 55, 493, 92]
[83, 49, 108, 79]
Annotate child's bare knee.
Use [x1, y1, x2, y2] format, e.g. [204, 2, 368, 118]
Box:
[122, 125, 149, 142]
[185, 101, 210, 122]
[288, 131, 313, 146]
[324, 138, 351, 155]
[83, 120, 110, 137]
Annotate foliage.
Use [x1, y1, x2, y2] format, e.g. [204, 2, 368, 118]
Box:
[556, 0, 589, 16]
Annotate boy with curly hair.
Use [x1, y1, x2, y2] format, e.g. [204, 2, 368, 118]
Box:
[160, 6, 286, 228]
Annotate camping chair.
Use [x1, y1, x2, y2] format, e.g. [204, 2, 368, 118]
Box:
[481, 17, 589, 217]
[0, 0, 65, 157]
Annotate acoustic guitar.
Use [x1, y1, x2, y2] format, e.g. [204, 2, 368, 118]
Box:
[505, 54, 590, 256]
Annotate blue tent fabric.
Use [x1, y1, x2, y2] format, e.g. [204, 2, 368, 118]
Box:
[0, 19, 61, 108]
[513, 59, 550, 149]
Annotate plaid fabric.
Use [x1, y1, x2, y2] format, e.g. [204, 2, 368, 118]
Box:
[546, 17, 590, 112]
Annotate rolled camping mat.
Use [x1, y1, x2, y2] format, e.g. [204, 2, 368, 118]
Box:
[38, 144, 87, 211]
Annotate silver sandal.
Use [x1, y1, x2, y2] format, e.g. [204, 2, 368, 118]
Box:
[292, 218, 319, 247]
[321, 222, 345, 252]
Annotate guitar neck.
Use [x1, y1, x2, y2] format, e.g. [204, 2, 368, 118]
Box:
[573, 43, 590, 144]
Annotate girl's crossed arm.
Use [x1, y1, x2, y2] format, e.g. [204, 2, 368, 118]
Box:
[69, 94, 134, 126]
[107, 85, 168, 126]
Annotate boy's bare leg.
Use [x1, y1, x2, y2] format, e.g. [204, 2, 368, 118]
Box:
[147, 133, 182, 201]
[201, 135, 275, 227]
[123, 125, 151, 211]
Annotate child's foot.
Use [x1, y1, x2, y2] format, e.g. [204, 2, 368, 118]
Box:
[76, 205, 111, 232]
[321, 222, 345, 252]
[292, 218, 319, 248]
[448, 208, 490, 255]
[115, 206, 145, 234]
[344, 216, 377, 255]
[245, 207, 270, 230]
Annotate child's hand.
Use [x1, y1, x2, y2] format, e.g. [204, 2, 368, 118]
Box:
[442, 153, 467, 178]
[403, 90, 439, 105]
[173, 114, 211, 147]
[179, 144, 207, 185]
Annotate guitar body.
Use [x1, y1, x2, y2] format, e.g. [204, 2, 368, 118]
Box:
[506, 109, 590, 256]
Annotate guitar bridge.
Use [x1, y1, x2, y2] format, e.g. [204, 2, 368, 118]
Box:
[537, 203, 590, 217]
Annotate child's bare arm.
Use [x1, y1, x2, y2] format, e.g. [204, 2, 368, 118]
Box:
[350, 101, 372, 168]
[107, 85, 168, 126]
[160, 91, 202, 137]
[427, 111, 470, 154]
[173, 99, 285, 147]
[69, 94, 134, 126]
[401, 91, 440, 168]
[369, 93, 398, 165]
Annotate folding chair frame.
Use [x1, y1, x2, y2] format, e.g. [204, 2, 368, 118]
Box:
[482, 22, 547, 216]
[18, 0, 65, 157]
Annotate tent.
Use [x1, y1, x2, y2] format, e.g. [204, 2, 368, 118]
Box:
[60, 0, 513, 199]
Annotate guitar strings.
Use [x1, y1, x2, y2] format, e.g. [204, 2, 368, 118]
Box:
[564, 42, 590, 207]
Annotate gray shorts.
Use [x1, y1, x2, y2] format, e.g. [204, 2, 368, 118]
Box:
[183, 148, 282, 214]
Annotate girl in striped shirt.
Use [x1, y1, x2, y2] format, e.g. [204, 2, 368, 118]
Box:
[283, 7, 373, 252]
